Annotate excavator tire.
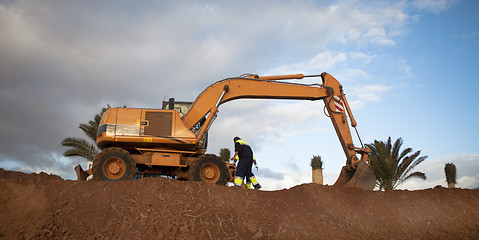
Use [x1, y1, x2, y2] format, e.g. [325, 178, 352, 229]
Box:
[92, 147, 136, 181]
[189, 154, 229, 185]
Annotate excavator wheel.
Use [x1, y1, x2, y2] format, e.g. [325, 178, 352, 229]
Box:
[92, 147, 136, 181]
[189, 154, 229, 185]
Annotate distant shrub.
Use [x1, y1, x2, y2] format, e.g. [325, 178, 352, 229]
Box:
[310, 155, 323, 170]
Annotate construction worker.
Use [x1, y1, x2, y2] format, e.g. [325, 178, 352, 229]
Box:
[230, 137, 261, 189]
[234, 155, 257, 189]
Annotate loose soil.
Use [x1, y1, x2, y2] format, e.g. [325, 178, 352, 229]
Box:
[0, 168, 478, 239]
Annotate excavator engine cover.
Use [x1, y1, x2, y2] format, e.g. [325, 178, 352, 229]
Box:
[333, 161, 376, 190]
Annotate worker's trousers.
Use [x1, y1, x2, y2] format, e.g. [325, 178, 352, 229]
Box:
[234, 158, 259, 188]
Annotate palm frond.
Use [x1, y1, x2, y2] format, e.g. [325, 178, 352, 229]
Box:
[398, 147, 413, 161]
[60, 106, 112, 162]
[391, 137, 402, 162]
[79, 123, 98, 142]
[396, 171, 427, 187]
[367, 137, 427, 190]
[61, 137, 99, 161]
[396, 150, 419, 178]
[401, 154, 427, 180]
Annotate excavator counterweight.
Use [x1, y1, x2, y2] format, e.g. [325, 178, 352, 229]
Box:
[82, 72, 376, 189]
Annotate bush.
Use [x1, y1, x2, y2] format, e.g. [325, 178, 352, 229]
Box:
[310, 155, 323, 170]
[445, 163, 456, 184]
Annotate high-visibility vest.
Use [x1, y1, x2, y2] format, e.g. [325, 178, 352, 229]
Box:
[235, 139, 256, 160]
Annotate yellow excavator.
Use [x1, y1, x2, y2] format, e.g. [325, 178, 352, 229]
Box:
[75, 72, 376, 190]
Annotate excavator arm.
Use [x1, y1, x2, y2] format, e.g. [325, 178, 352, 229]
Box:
[182, 72, 376, 189]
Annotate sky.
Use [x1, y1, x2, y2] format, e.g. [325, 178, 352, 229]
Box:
[1, 0, 478, 191]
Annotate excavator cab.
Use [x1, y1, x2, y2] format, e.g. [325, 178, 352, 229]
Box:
[161, 98, 193, 118]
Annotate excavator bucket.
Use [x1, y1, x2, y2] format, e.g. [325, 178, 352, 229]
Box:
[333, 161, 376, 190]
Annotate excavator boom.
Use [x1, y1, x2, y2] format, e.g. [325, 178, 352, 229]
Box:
[183, 72, 376, 189]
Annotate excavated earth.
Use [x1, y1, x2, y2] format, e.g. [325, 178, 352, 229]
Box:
[0, 168, 478, 240]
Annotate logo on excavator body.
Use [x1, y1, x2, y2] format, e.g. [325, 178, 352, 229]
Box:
[333, 96, 344, 112]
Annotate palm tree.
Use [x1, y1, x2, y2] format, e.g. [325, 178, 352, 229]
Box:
[219, 148, 231, 162]
[366, 137, 427, 190]
[61, 106, 110, 161]
[444, 163, 456, 188]
[311, 155, 324, 184]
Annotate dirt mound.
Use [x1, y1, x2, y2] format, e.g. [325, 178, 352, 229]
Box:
[0, 168, 478, 239]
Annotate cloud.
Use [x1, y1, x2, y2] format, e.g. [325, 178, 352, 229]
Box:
[397, 153, 479, 190]
[256, 168, 285, 181]
[348, 84, 393, 108]
[0, 151, 77, 180]
[208, 100, 326, 153]
[0, 0, 447, 187]
[266, 51, 347, 75]
[264, 50, 393, 109]
[260, 153, 479, 191]
[393, 58, 413, 77]
[259, 168, 313, 191]
[409, 0, 456, 13]
[266, 50, 376, 76]
[362, 28, 396, 46]
[457, 175, 479, 189]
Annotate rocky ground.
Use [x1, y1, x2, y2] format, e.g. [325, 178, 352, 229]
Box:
[0, 168, 478, 239]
